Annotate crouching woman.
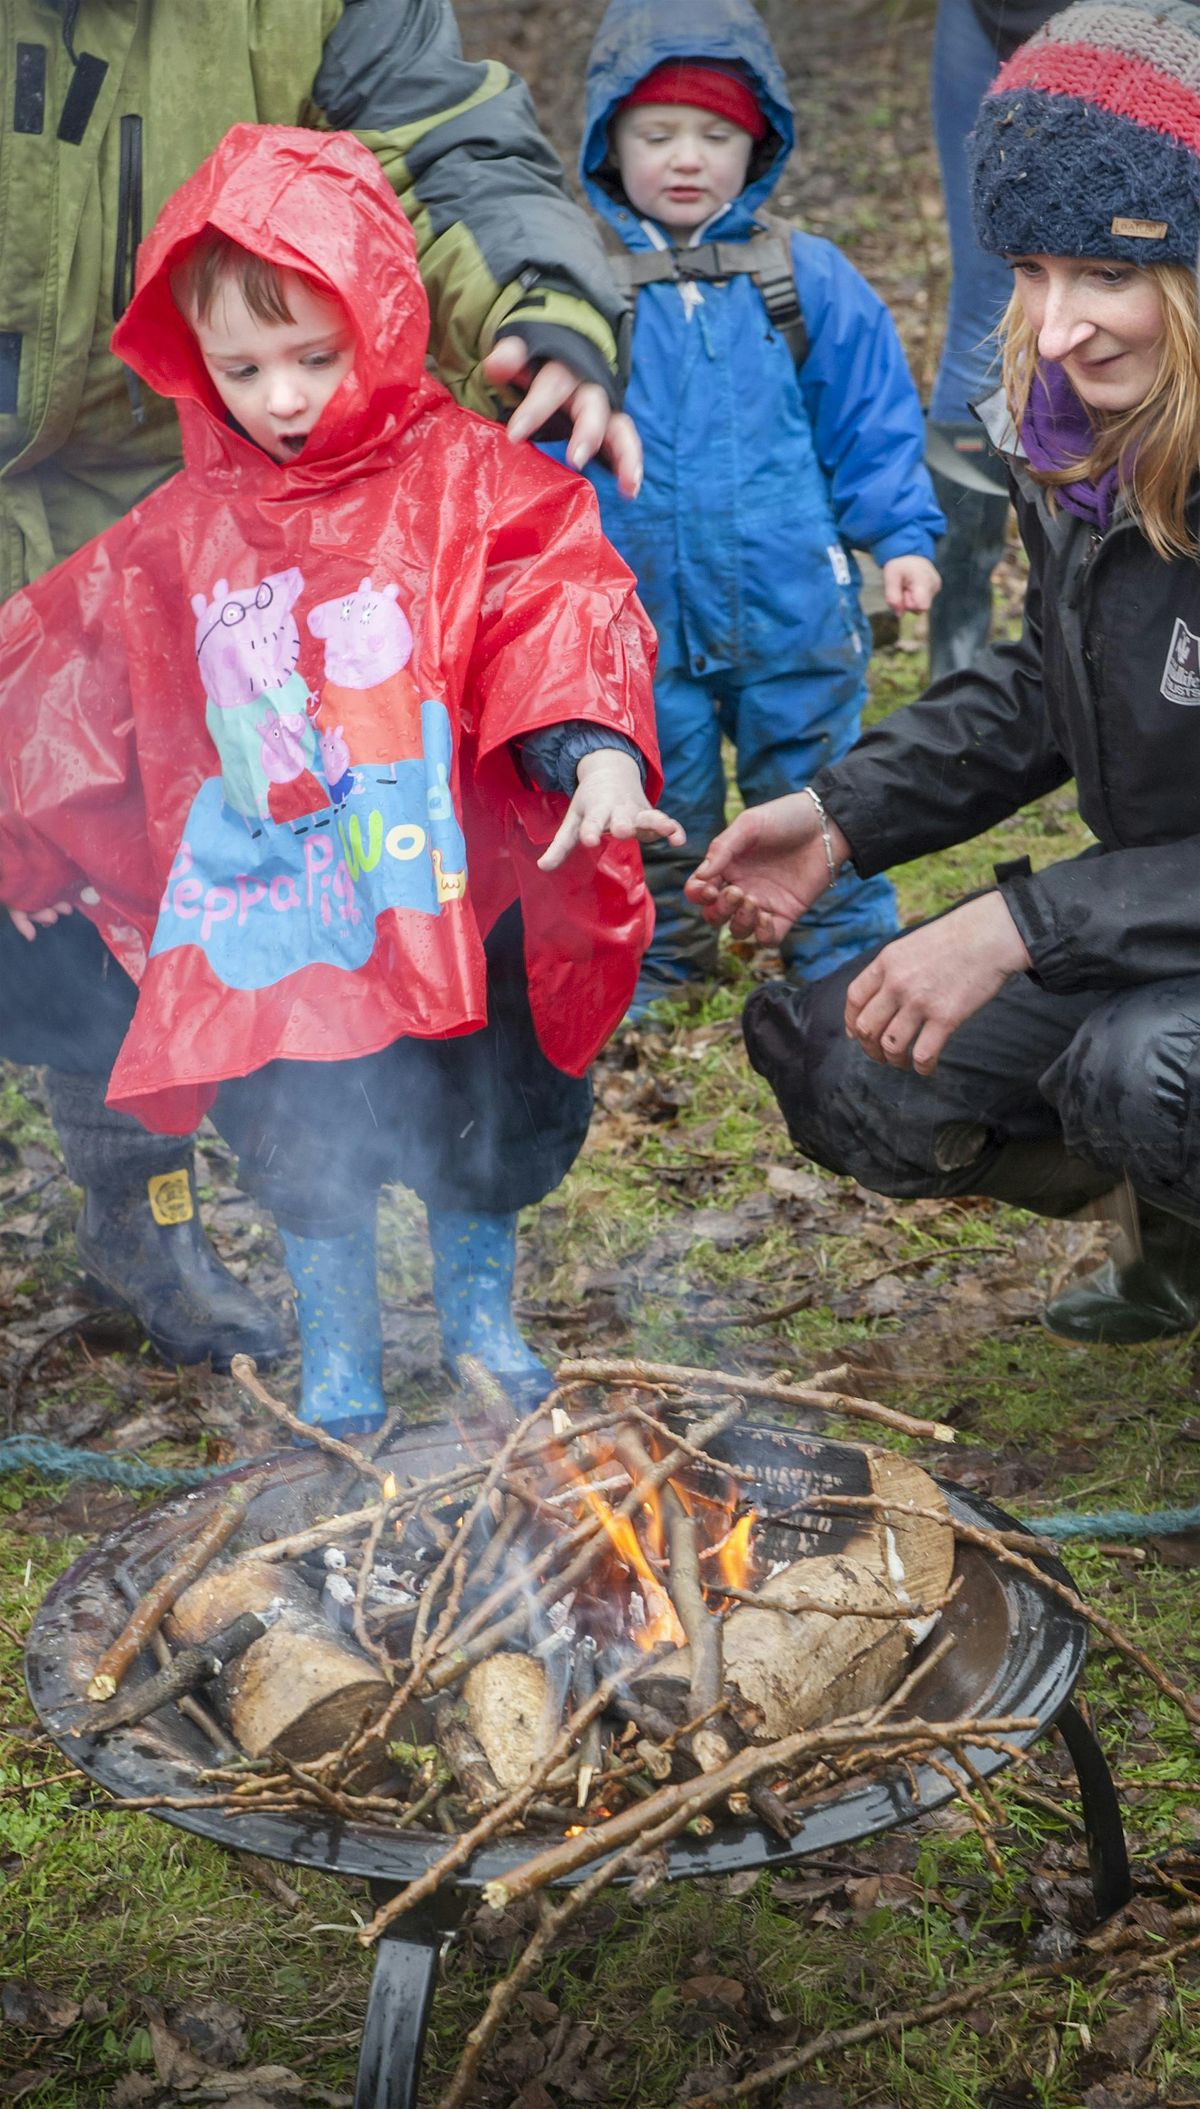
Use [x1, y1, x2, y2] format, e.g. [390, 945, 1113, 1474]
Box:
[687, 1, 1200, 1343]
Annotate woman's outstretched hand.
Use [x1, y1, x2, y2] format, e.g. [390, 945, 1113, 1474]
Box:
[683, 793, 851, 942]
[844, 892, 1031, 1075]
[537, 750, 684, 872]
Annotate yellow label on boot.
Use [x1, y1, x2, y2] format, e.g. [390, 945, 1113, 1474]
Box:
[147, 1169, 194, 1226]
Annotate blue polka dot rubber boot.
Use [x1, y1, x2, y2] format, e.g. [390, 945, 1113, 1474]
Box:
[426, 1208, 554, 1417]
[277, 1223, 387, 1439]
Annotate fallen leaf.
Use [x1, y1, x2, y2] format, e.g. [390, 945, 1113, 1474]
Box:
[105, 2080, 159, 2108]
[517, 1991, 560, 2027]
[678, 1976, 746, 2010]
[767, 1166, 828, 1206]
[0, 1978, 82, 2035]
[513, 2085, 557, 2109]
[1093, 1986, 1169, 2070]
[167, 2000, 249, 2070]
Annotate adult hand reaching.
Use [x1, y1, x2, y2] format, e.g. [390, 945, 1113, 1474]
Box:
[482, 336, 643, 497]
[844, 892, 1031, 1075]
[684, 792, 852, 942]
[537, 749, 684, 872]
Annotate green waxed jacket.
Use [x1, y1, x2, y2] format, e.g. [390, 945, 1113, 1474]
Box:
[0, 0, 624, 596]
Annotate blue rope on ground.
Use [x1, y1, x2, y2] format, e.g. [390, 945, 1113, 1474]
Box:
[2, 1436, 1199, 1539]
[1024, 1503, 1200, 1541]
[0, 1435, 240, 1490]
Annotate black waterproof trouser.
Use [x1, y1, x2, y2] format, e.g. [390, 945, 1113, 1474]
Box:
[0, 909, 592, 1237]
[744, 948, 1200, 1226]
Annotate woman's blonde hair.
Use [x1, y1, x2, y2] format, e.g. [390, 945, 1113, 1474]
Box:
[1000, 263, 1200, 561]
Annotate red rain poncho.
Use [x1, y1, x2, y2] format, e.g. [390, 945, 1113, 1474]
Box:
[0, 127, 658, 1135]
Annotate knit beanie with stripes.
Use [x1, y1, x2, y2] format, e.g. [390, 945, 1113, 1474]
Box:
[969, 1, 1200, 265]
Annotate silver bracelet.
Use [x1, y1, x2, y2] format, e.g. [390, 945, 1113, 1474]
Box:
[801, 785, 840, 890]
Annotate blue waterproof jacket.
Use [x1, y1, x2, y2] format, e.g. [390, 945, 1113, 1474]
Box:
[579, 0, 944, 683]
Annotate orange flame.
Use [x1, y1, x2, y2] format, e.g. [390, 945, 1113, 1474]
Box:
[716, 1510, 757, 1593]
[580, 1485, 684, 1651]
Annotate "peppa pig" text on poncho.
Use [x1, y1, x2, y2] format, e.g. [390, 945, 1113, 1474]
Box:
[0, 127, 658, 1135]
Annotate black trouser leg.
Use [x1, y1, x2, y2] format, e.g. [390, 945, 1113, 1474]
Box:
[742, 954, 1114, 1214]
[212, 905, 593, 1236]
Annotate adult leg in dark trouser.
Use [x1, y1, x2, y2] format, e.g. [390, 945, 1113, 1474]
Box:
[743, 954, 1200, 1339]
[0, 914, 286, 1369]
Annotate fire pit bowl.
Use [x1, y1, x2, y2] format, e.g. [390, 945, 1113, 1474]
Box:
[25, 1418, 1129, 2109]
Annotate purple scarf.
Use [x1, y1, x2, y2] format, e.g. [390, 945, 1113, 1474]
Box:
[1020, 363, 1120, 531]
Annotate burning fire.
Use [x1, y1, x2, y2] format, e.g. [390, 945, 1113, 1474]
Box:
[561, 1440, 760, 1650]
[578, 1485, 683, 1650]
[714, 1510, 757, 1594]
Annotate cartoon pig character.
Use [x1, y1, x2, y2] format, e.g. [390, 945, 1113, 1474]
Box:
[307, 578, 422, 780]
[318, 723, 357, 806]
[192, 567, 314, 822]
[256, 710, 329, 827]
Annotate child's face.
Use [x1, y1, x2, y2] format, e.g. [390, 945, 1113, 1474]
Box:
[191, 271, 355, 462]
[613, 102, 755, 235]
[1010, 255, 1166, 414]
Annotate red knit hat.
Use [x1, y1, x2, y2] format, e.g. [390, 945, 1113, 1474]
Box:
[618, 61, 768, 142]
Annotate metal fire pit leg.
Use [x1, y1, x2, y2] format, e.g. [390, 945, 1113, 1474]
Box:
[1055, 1700, 1132, 1918]
[354, 1885, 470, 2109]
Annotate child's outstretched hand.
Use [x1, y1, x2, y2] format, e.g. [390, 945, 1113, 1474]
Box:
[882, 554, 941, 614]
[8, 902, 74, 941]
[537, 750, 684, 873]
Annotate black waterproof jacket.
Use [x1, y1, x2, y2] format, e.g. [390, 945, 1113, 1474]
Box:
[813, 394, 1200, 993]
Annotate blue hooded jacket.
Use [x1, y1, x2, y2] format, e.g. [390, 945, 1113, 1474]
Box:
[578, 0, 944, 683]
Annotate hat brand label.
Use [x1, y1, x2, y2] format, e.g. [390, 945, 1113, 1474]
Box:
[1161, 617, 1200, 704]
[1111, 215, 1168, 240]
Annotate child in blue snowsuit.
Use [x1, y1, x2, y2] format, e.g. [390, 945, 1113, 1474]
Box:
[576, 0, 946, 1013]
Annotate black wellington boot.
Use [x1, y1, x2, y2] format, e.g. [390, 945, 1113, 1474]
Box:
[926, 421, 1011, 684]
[1042, 1200, 1200, 1344]
[75, 1161, 288, 1370]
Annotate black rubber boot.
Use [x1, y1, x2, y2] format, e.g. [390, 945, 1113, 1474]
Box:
[1043, 1201, 1200, 1344]
[44, 1068, 288, 1369]
[74, 1161, 288, 1370]
[926, 421, 1011, 683]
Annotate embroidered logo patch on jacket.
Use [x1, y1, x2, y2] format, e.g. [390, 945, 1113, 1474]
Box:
[1161, 618, 1200, 705]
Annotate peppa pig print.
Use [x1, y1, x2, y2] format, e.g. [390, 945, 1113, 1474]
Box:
[307, 578, 423, 779]
[193, 568, 318, 825]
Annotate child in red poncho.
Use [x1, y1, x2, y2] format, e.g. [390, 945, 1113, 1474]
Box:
[0, 125, 677, 1433]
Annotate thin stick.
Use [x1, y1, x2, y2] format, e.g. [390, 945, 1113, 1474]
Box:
[351, 1497, 395, 1677]
[115, 1572, 236, 1758]
[230, 1355, 393, 1490]
[242, 1501, 391, 1565]
[86, 1486, 255, 1701]
[479, 1711, 1036, 1910]
[680, 1962, 1038, 2106]
[86, 1613, 270, 1734]
[357, 1662, 635, 1944]
[557, 1357, 956, 1444]
[622, 1402, 753, 1481]
[718, 1581, 945, 1621]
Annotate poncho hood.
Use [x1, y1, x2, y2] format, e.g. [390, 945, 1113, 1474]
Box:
[113, 124, 436, 484]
